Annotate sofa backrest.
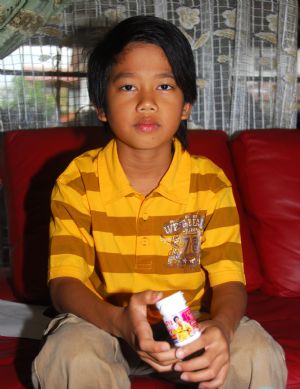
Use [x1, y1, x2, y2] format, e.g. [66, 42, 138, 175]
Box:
[0, 127, 262, 304]
[0, 127, 111, 303]
[231, 129, 300, 297]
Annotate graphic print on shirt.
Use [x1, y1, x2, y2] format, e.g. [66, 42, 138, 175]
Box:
[161, 213, 205, 268]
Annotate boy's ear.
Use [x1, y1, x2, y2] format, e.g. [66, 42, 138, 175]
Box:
[181, 102, 192, 120]
[96, 108, 108, 122]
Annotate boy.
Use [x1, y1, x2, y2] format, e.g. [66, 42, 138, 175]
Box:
[32, 16, 287, 389]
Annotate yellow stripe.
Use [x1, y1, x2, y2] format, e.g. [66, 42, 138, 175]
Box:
[209, 267, 246, 286]
[204, 224, 241, 245]
[101, 272, 206, 293]
[49, 253, 94, 280]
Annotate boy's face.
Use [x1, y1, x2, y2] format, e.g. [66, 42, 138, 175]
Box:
[98, 43, 192, 152]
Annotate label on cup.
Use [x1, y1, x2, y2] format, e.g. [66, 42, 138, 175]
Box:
[163, 306, 200, 347]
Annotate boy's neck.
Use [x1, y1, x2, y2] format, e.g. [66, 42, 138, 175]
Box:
[116, 140, 174, 197]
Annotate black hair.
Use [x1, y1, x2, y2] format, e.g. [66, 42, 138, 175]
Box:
[173, 316, 180, 322]
[88, 15, 197, 148]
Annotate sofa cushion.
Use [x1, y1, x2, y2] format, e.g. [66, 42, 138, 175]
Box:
[231, 130, 300, 296]
[0, 336, 40, 389]
[188, 130, 262, 292]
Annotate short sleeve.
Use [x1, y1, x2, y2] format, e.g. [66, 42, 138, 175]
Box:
[48, 161, 95, 283]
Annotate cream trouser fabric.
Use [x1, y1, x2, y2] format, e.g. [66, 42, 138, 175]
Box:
[32, 314, 287, 389]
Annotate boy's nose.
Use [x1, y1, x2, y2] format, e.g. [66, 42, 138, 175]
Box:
[136, 93, 158, 112]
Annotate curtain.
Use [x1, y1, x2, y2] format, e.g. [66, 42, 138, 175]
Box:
[165, 0, 298, 133]
[0, 0, 72, 59]
[0, 0, 298, 133]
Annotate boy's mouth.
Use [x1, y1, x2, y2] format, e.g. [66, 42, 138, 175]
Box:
[134, 119, 159, 133]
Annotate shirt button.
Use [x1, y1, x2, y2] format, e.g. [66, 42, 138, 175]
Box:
[142, 212, 149, 221]
[142, 237, 148, 246]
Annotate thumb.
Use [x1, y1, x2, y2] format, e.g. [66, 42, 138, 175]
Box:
[131, 290, 163, 307]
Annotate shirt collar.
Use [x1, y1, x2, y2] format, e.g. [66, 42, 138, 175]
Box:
[155, 138, 191, 204]
[98, 139, 134, 204]
[98, 138, 191, 205]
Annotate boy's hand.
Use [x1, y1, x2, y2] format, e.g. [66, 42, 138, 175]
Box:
[118, 290, 179, 372]
[173, 319, 230, 389]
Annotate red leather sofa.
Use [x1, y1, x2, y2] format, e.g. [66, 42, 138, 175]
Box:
[0, 127, 299, 388]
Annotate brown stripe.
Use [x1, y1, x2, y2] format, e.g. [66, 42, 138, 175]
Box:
[54, 206, 207, 237]
[52, 201, 91, 231]
[82, 172, 99, 191]
[67, 176, 85, 195]
[51, 239, 242, 272]
[97, 252, 202, 274]
[205, 206, 240, 230]
[190, 173, 228, 193]
[91, 211, 137, 235]
[51, 239, 203, 275]
[53, 203, 237, 238]
[202, 242, 243, 265]
[68, 172, 99, 194]
[51, 235, 95, 266]
[91, 211, 209, 236]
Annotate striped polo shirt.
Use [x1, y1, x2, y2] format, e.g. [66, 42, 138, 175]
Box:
[49, 138, 245, 322]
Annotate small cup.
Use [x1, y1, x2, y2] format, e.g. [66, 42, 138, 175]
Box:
[156, 291, 201, 347]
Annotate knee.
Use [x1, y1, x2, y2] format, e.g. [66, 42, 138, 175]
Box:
[226, 319, 287, 388]
[33, 327, 130, 388]
[232, 319, 286, 365]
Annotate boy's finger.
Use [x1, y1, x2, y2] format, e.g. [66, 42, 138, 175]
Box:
[131, 290, 163, 306]
[138, 349, 178, 366]
[181, 361, 228, 388]
[149, 350, 179, 364]
[175, 336, 205, 360]
[138, 354, 174, 373]
[139, 337, 171, 353]
[174, 352, 208, 373]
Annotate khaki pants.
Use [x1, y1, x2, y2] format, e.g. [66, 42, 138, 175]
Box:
[32, 314, 287, 389]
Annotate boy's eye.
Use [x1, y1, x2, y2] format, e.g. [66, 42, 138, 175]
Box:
[120, 84, 136, 91]
[158, 84, 173, 91]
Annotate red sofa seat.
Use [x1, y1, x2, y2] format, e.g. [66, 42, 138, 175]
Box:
[0, 127, 299, 388]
